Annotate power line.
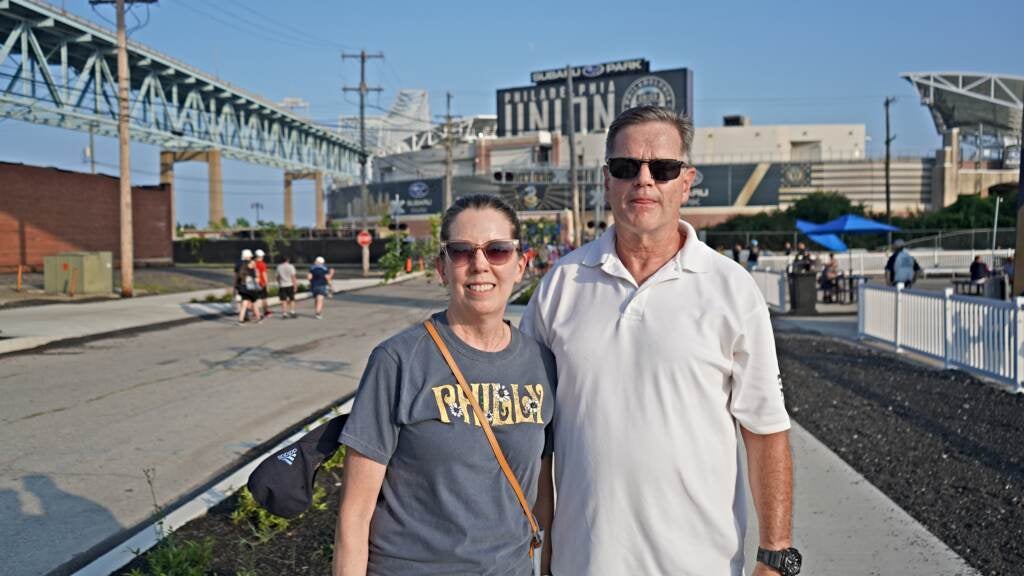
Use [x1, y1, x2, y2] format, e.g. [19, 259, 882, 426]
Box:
[174, 0, 337, 52]
[220, 0, 352, 50]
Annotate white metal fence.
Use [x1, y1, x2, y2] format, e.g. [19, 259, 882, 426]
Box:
[750, 270, 788, 313]
[858, 283, 1024, 392]
[759, 248, 1013, 276]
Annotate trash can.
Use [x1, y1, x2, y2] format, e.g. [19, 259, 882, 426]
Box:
[789, 272, 817, 315]
[985, 274, 1007, 300]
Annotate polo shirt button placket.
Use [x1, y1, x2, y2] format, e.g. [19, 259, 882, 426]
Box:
[622, 287, 646, 320]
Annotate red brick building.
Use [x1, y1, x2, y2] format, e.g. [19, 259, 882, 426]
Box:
[0, 162, 172, 270]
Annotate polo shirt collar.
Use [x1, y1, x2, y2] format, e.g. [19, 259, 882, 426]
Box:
[582, 219, 712, 275]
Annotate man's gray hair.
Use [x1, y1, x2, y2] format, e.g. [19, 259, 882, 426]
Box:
[605, 106, 694, 162]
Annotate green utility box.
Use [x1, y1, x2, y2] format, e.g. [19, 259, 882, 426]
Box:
[43, 252, 114, 295]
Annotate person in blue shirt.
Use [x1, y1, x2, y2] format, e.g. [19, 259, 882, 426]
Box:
[308, 256, 334, 319]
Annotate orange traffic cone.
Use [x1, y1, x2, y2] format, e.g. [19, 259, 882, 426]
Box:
[405, 257, 413, 273]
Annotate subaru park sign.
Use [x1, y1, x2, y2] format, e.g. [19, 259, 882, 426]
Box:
[497, 60, 692, 136]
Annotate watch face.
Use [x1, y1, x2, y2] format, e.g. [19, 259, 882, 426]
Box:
[782, 548, 802, 575]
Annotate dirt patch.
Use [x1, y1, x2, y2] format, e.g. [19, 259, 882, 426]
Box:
[115, 464, 344, 576]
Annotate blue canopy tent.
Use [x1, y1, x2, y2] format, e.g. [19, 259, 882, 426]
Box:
[796, 220, 848, 252]
[806, 214, 901, 236]
[798, 215, 902, 274]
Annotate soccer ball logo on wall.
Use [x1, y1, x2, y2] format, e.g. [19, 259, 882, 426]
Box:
[622, 76, 676, 111]
[519, 185, 540, 209]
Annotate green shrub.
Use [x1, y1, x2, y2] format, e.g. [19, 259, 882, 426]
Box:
[231, 487, 291, 543]
[322, 445, 346, 472]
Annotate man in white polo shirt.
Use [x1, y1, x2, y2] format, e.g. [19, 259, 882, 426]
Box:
[521, 106, 799, 576]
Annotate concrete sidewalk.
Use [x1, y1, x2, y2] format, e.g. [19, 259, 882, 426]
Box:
[772, 313, 859, 340]
[0, 273, 425, 356]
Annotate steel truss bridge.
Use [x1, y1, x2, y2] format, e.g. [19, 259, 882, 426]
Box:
[0, 0, 363, 226]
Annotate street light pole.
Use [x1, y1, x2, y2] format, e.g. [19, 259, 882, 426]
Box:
[884, 96, 896, 248]
[565, 64, 581, 247]
[251, 202, 264, 224]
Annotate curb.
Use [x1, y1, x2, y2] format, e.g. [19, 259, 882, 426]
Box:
[68, 398, 356, 576]
[0, 271, 428, 358]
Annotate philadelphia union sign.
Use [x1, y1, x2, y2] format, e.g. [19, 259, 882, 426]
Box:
[497, 60, 692, 137]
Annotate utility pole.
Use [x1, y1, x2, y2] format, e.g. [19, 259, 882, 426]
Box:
[89, 0, 156, 297]
[342, 50, 383, 275]
[444, 91, 454, 211]
[884, 96, 896, 248]
[565, 65, 581, 247]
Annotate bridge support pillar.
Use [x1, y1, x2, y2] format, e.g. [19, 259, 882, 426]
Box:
[284, 170, 325, 229]
[284, 173, 295, 228]
[208, 150, 223, 226]
[159, 149, 224, 228]
[159, 151, 176, 240]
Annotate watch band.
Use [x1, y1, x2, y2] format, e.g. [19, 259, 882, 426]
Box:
[757, 547, 783, 569]
[757, 546, 801, 576]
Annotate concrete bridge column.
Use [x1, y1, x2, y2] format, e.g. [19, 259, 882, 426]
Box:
[283, 170, 325, 229]
[315, 171, 324, 229]
[284, 173, 294, 228]
[158, 149, 224, 228]
[207, 150, 223, 226]
[159, 151, 175, 240]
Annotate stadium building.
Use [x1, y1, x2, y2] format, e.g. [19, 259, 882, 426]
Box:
[328, 63, 1022, 238]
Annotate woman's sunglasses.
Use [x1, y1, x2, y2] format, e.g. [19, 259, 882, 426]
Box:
[441, 239, 521, 266]
[606, 157, 688, 182]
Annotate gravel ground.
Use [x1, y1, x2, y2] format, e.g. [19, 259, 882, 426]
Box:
[778, 332, 1024, 576]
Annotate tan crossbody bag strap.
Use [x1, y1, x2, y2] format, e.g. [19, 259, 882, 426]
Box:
[423, 320, 542, 555]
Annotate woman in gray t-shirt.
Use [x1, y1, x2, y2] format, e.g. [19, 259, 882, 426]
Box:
[335, 194, 556, 576]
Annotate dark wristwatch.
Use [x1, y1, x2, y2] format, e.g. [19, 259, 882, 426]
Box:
[756, 546, 802, 576]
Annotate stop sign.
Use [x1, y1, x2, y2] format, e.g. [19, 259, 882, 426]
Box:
[356, 230, 372, 247]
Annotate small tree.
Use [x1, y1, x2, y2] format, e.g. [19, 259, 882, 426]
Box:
[377, 215, 407, 281]
[788, 190, 864, 223]
[260, 222, 294, 262]
[234, 217, 251, 229]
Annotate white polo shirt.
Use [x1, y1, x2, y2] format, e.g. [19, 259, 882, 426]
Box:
[521, 220, 790, 576]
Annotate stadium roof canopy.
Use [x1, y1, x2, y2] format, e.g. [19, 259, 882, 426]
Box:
[902, 72, 1023, 141]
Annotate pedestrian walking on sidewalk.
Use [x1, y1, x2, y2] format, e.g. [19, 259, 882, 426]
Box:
[236, 251, 262, 325]
[254, 249, 271, 317]
[232, 248, 253, 313]
[335, 194, 556, 576]
[308, 257, 333, 319]
[521, 106, 800, 576]
[276, 256, 297, 318]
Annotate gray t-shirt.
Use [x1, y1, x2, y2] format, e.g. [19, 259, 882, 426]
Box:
[275, 262, 296, 287]
[341, 311, 556, 576]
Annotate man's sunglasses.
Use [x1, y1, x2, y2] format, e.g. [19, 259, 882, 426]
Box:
[606, 157, 688, 181]
[441, 239, 521, 266]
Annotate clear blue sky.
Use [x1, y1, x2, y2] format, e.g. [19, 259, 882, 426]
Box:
[2, 0, 1022, 226]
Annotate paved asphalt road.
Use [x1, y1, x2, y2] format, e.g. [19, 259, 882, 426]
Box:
[0, 278, 448, 576]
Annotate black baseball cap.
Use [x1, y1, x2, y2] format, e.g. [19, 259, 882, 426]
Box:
[247, 413, 348, 519]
